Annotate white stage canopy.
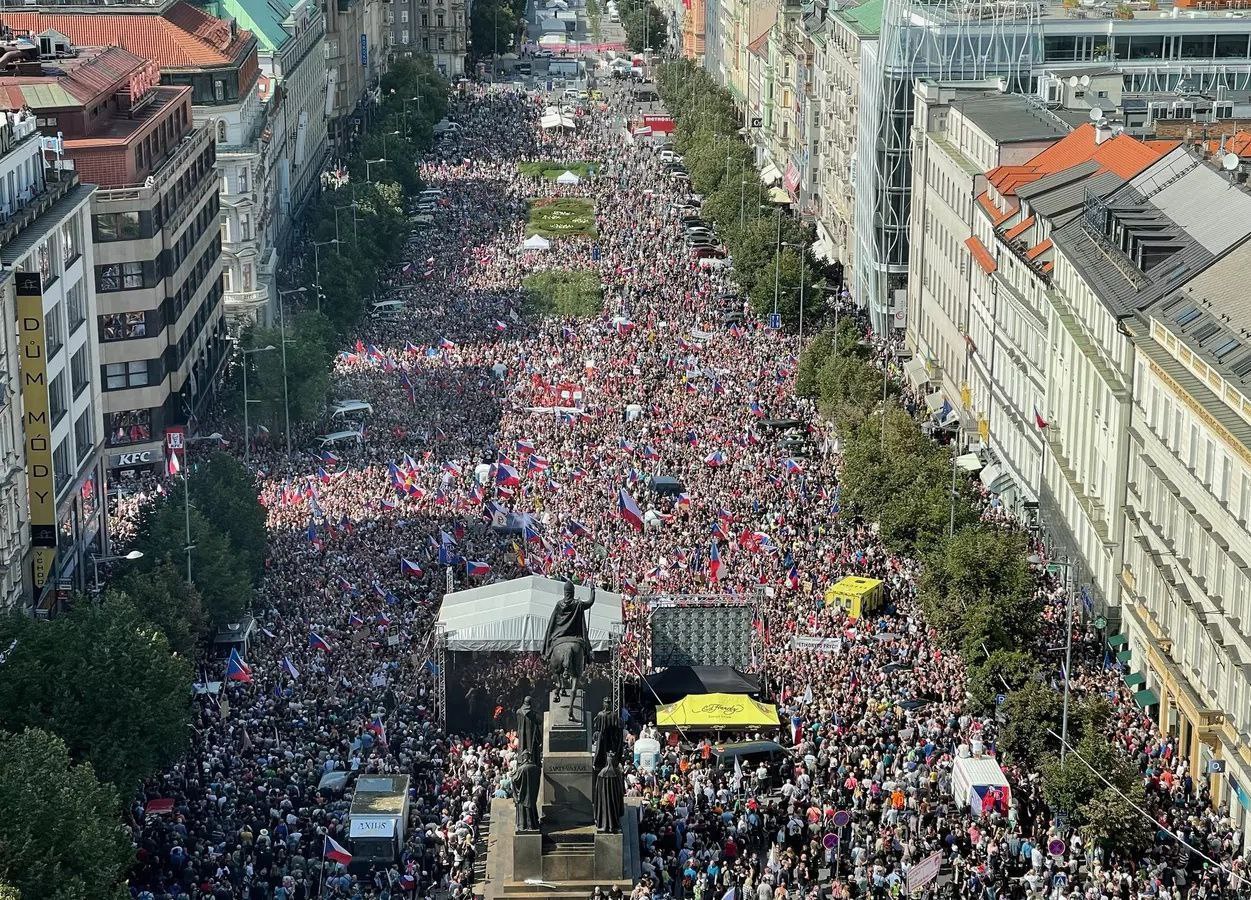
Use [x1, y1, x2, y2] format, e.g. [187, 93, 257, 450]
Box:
[437, 575, 623, 652]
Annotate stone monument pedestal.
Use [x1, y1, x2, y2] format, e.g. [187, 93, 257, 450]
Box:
[541, 691, 593, 828]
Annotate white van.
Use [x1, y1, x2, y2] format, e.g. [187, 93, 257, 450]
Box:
[319, 430, 363, 448]
[371, 300, 406, 315]
[331, 400, 373, 419]
[419, 189, 444, 198]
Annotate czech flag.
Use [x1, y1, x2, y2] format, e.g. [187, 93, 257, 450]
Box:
[708, 542, 722, 582]
[786, 565, 800, 590]
[225, 648, 252, 682]
[348, 612, 365, 628]
[442, 461, 463, 477]
[377, 611, 392, 628]
[466, 560, 492, 577]
[280, 656, 299, 679]
[1033, 405, 1049, 430]
[324, 836, 352, 866]
[618, 488, 644, 531]
[494, 320, 509, 332]
[782, 458, 805, 475]
[704, 450, 726, 467]
[401, 558, 423, 578]
[309, 631, 332, 652]
[496, 463, 521, 487]
[566, 519, 592, 538]
[335, 575, 355, 594]
[515, 439, 536, 456]
[527, 455, 551, 473]
[439, 337, 456, 350]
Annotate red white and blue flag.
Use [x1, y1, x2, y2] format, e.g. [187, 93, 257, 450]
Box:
[466, 560, 492, 577]
[225, 648, 252, 682]
[401, 558, 423, 578]
[704, 450, 726, 467]
[309, 631, 332, 652]
[708, 542, 722, 582]
[324, 836, 352, 866]
[618, 488, 644, 531]
[280, 656, 299, 679]
[496, 463, 521, 487]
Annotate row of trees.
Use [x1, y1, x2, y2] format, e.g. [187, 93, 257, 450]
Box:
[798, 324, 1146, 853]
[228, 58, 450, 437]
[654, 61, 823, 327]
[0, 450, 268, 898]
[618, 0, 669, 52]
[470, 0, 525, 62]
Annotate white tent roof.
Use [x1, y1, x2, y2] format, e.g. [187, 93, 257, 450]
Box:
[437, 575, 623, 652]
[540, 112, 576, 130]
[556, 170, 581, 184]
[522, 234, 551, 250]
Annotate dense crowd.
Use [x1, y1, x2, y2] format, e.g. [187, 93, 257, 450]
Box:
[122, 74, 1249, 900]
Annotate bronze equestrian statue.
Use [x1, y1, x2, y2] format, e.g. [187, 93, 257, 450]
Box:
[542, 578, 596, 716]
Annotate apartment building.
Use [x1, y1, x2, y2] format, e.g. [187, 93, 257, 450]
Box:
[0, 267, 29, 610]
[681, 0, 706, 60]
[5, 2, 274, 325]
[1119, 241, 1251, 836]
[0, 104, 102, 605]
[0, 45, 227, 481]
[389, 0, 465, 77]
[216, 0, 330, 244]
[850, 0, 1251, 334]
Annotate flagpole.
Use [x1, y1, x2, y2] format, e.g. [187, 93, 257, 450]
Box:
[318, 839, 326, 899]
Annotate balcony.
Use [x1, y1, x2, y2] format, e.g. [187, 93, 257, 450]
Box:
[95, 127, 211, 204]
[0, 170, 75, 250]
[224, 286, 271, 325]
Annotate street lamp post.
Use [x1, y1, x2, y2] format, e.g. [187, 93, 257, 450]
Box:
[90, 550, 143, 593]
[771, 206, 783, 318]
[780, 241, 807, 341]
[334, 205, 359, 244]
[365, 158, 388, 182]
[277, 288, 307, 458]
[739, 178, 747, 230]
[312, 239, 339, 312]
[182, 433, 224, 584]
[241, 344, 276, 464]
[382, 129, 400, 161]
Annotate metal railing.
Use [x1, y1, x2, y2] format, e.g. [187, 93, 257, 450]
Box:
[95, 127, 211, 202]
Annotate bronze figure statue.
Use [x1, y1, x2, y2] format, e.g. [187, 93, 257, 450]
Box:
[593, 751, 624, 833]
[591, 698, 623, 772]
[542, 578, 595, 713]
[513, 749, 541, 832]
[516, 694, 542, 763]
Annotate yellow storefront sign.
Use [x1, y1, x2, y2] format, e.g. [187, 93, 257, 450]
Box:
[15, 272, 56, 586]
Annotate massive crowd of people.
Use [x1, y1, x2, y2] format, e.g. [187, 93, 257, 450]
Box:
[122, 73, 1250, 900]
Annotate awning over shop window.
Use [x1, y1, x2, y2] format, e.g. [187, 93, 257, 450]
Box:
[904, 357, 931, 390]
[1133, 688, 1159, 709]
[924, 392, 946, 414]
[956, 453, 984, 472]
[768, 186, 791, 204]
[760, 163, 781, 185]
[1107, 633, 1129, 648]
[1123, 672, 1146, 688]
[979, 462, 1013, 494]
[1116, 649, 1133, 663]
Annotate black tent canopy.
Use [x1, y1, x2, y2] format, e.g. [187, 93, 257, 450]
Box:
[643, 665, 761, 703]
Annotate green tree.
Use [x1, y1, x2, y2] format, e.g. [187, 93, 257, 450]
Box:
[471, 0, 517, 58]
[0, 728, 133, 900]
[1040, 728, 1146, 854]
[999, 680, 1063, 764]
[0, 597, 191, 791]
[622, 1, 667, 51]
[749, 247, 818, 328]
[965, 649, 1039, 714]
[189, 450, 266, 582]
[132, 497, 251, 627]
[109, 561, 205, 657]
[249, 313, 333, 432]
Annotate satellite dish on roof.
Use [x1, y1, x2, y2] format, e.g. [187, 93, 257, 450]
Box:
[1080, 74, 1091, 87]
[1089, 106, 1104, 121]
[1068, 76, 1079, 87]
[1223, 152, 1240, 172]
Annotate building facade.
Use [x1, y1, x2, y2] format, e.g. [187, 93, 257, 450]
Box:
[0, 107, 103, 607]
[0, 45, 228, 481]
[388, 0, 465, 77]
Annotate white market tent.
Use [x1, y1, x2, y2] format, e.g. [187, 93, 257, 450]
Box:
[522, 234, 551, 250]
[437, 575, 623, 652]
[556, 170, 581, 185]
[540, 112, 577, 130]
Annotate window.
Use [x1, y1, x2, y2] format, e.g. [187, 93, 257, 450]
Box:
[67, 280, 86, 333]
[401, 8, 408, 20]
[422, 13, 428, 26]
[214, 79, 226, 102]
[437, 12, 444, 26]
[402, 29, 410, 43]
[439, 36, 445, 50]
[49, 372, 67, 426]
[53, 442, 71, 494]
[100, 312, 147, 340]
[45, 302, 64, 357]
[74, 409, 93, 461]
[105, 409, 151, 446]
[36, 240, 58, 284]
[242, 262, 253, 291]
[100, 261, 146, 291]
[61, 218, 81, 262]
[239, 213, 252, 241]
[92, 211, 141, 242]
[71, 345, 89, 398]
[104, 360, 149, 390]
[238, 166, 250, 193]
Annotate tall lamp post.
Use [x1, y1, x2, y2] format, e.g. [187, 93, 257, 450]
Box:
[277, 287, 307, 458]
[365, 158, 388, 182]
[312, 239, 340, 311]
[381, 129, 400, 161]
[90, 549, 143, 593]
[241, 344, 276, 464]
[780, 240, 807, 341]
[770, 205, 783, 319]
[181, 432, 224, 584]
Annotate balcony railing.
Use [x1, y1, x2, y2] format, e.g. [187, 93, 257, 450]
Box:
[0, 170, 76, 250]
[95, 127, 211, 202]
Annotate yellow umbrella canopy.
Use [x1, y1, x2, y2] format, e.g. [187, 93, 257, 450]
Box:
[655, 693, 781, 730]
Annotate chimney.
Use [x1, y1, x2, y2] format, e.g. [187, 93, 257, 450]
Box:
[1095, 118, 1112, 144]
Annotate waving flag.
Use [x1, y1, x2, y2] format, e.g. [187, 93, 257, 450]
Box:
[225, 648, 252, 682]
[570, 467, 588, 482]
[466, 560, 492, 577]
[280, 656, 299, 680]
[704, 450, 726, 467]
[309, 631, 332, 652]
[496, 463, 521, 487]
[442, 461, 463, 477]
[566, 519, 592, 539]
[1033, 405, 1049, 430]
[348, 612, 365, 628]
[642, 445, 660, 461]
[515, 439, 536, 456]
[708, 541, 722, 582]
[618, 488, 644, 531]
[749, 399, 764, 418]
[523, 522, 545, 545]
[786, 565, 801, 590]
[377, 611, 392, 628]
[324, 836, 352, 866]
[782, 458, 805, 475]
[527, 455, 551, 473]
[494, 320, 509, 332]
[676, 493, 692, 511]
[167, 449, 182, 477]
[400, 372, 416, 405]
[439, 337, 457, 350]
[335, 575, 355, 594]
[401, 558, 423, 577]
[711, 520, 728, 540]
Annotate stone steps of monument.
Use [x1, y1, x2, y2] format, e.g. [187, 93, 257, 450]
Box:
[471, 808, 493, 898]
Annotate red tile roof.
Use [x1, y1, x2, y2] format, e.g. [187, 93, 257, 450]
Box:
[1026, 238, 1053, 261]
[965, 236, 997, 274]
[1003, 215, 1035, 241]
[987, 124, 1176, 198]
[1205, 131, 1251, 159]
[977, 192, 1012, 226]
[2, 3, 253, 69]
